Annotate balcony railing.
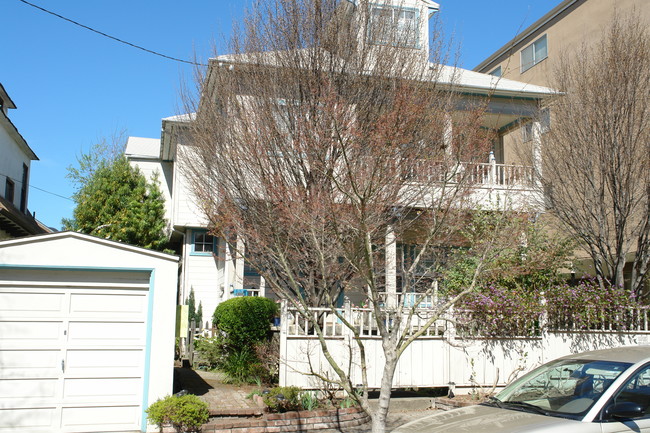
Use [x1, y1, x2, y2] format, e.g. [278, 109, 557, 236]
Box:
[406, 153, 534, 188]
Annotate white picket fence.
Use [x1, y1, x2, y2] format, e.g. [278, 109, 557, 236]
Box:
[278, 302, 650, 391]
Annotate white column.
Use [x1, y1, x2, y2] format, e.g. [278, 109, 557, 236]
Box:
[235, 236, 245, 292]
[259, 276, 266, 298]
[532, 120, 543, 185]
[443, 114, 453, 155]
[489, 150, 497, 185]
[223, 238, 234, 300]
[385, 225, 397, 309]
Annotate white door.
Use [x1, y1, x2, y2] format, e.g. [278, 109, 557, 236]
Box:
[0, 285, 148, 433]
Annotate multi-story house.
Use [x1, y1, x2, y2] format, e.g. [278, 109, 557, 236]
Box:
[0, 83, 48, 239]
[127, 0, 557, 324]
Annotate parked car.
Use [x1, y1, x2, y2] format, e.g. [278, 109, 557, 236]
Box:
[394, 346, 650, 432]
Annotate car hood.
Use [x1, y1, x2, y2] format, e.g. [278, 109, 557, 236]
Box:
[392, 404, 595, 433]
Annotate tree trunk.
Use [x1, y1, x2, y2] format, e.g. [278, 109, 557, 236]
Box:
[370, 352, 399, 433]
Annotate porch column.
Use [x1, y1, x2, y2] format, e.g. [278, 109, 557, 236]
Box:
[443, 114, 453, 155]
[385, 225, 397, 309]
[532, 120, 543, 185]
[223, 238, 234, 300]
[259, 276, 266, 298]
[235, 236, 245, 292]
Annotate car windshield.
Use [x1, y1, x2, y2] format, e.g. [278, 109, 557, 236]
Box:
[492, 358, 632, 419]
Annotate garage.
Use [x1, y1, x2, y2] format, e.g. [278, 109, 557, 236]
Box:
[0, 232, 178, 433]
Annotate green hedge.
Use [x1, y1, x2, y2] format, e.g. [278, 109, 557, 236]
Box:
[213, 297, 279, 351]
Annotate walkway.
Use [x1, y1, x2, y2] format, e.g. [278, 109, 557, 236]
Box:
[173, 367, 434, 432]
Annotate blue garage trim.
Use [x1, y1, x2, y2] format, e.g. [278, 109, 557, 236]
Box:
[0, 263, 156, 433]
[141, 269, 155, 432]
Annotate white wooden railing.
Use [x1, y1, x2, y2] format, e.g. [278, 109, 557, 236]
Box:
[406, 153, 534, 188]
[279, 302, 650, 390]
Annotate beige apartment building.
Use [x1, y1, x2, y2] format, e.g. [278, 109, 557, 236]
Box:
[475, 0, 649, 288]
[474, 0, 649, 85]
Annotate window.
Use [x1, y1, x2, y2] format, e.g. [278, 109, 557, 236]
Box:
[191, 230, 216, 255]
[489, 66, 502, 77]
[521, 34, 547, 73]
[20, 163, 28, 213]
[369, 5, 419, 48]
[604, 364, 650, 420]
[5, 178, 15, 203]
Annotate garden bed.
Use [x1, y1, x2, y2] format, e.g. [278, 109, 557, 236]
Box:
[202, 407, 370, 433]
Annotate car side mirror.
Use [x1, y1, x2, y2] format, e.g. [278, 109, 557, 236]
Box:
[606, 402, 646, 420]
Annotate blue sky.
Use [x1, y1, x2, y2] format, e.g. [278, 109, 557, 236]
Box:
[2, 0, 557, 230]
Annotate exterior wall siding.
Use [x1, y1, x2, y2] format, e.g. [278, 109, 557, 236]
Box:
[0, 124, 31, 209]
[181, 229, 226, 327]
[477, 0, 650, 87]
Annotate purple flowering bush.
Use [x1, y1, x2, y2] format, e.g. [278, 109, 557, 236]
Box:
[456, 284, 543, 337]
[456, 279, 638, 337]
[545, 278, 636, 331]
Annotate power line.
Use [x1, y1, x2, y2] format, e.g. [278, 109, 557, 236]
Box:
[1, 172, 73, 202]
[16, 0, 208, 67]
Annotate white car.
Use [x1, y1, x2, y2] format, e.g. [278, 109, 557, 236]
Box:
[394, 346, 650, 432]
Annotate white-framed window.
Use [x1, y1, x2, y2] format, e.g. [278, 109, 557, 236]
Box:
[369, 5, 419, 48]
[191, 229, 217, 255]
[489, 66, 502, 77]
[521, 34, 547, 73]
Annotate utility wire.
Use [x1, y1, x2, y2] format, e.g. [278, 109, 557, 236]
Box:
[16, 0, 208, 67]
[1, 172, 73, 202]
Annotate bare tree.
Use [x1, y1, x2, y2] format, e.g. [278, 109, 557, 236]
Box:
[181, 0, 536, 431]
[536, 15, 650, 297]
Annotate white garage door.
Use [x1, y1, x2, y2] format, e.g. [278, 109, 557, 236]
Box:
[0, 285, 148, 433]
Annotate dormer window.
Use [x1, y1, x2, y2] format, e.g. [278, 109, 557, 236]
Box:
[369, 5, 419, 49]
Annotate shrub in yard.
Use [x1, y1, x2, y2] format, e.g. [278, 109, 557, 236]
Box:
[212, 296, 278, 351]
[221, 348, 256, 384]
[545, 278, 636, 330]
[146, 394, 209, 433]
[194, 335, 224, 369]
[456, 283, 544, 337]
[262, 386, 303, 413]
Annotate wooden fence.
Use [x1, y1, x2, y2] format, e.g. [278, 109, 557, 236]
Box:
[278, 301, 650, 391]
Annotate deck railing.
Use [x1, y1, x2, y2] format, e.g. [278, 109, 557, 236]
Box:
[405, 154, 534, 188]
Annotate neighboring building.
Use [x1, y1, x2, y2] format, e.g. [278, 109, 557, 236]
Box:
[474, 0, 649, 86]
[0, 83, 49, 239]
[474, 0, 650, 285]
[127, 0, 557, 324]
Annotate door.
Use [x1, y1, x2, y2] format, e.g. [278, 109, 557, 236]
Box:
[0, 284, 148, 433]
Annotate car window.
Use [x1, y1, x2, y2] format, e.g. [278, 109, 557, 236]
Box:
[604, 364, 650, 420]
[496, 359, 630, 418]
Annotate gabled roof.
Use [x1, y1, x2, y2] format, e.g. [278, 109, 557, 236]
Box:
[125, 136, 161, 160]
[0, 230, 179, 262]
[0, 83, 17, 110]
[0, 84, 38, 161]
[435, 64, 556, 98]
[345, 0, 440, 13]
[212, 49, 556, 99]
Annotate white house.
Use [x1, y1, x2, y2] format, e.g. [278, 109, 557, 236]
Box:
[0, 231, 179, 433]
[126, 0, 555, 325]
[0, 83, 49, 239]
